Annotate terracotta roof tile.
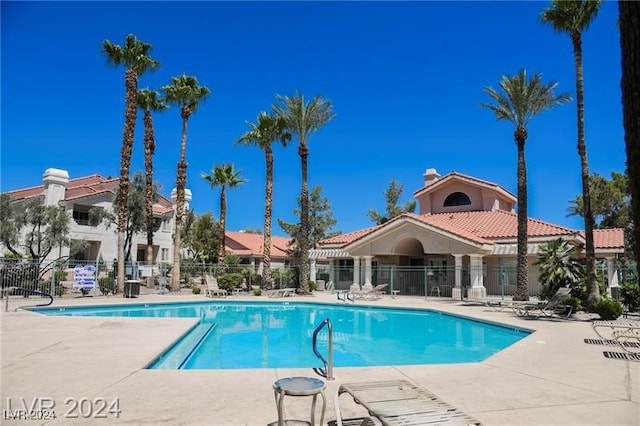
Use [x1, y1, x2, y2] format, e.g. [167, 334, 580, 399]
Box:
[320, 210, 622, 251]
[7, 173, 173, 214]
[589, 229, 625, 249]
[225, 231, 292, 258]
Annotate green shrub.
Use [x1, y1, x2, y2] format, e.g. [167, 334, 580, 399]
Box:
[563, 296, 582, 314]
[218, 273, 243, 291]
[191, 285, 201, 295]
[98, 277, 116, 295]
[253, 288, 262, 296]
[596, 299, 623, 320]
[620, 282, 640, 311]
[308, 280, 317, 292]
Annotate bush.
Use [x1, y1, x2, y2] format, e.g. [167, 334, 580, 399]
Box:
[620, 282, 640, 311]
[596, 299, 623, 320]
[563, 296, 582, 314]
[253, 288, 262, 296]
[98, 277, 116, 295]
[308, 280, 317, 292]
[191, 285, 201, 295]
[217, 273, 243, 292]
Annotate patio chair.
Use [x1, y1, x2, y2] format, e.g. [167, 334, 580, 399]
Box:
[511, 287, 572, 318]
[612, 328, 640, 354]
[333, 379, 482, 426]
[267, 288, 296, 298]
[592, 319, 640, 340]
[204, 275, 227, 298]
[353, 284, 389, 301]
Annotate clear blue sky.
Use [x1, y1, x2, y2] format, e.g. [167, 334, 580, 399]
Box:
[1, 1, 625, 236]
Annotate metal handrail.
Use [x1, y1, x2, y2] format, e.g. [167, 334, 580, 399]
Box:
[312, 318, 334, 381]
[9, 287, 54, 312]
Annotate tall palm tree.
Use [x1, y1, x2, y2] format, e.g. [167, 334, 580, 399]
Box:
[202, 163, 246, 269]
[272, 92, 335, 294]
[102, 34, 159, 293]
[481, 70, 571, 301]
[137, 89, 168, 275]
[619, 1, 640, 269]
[161, 75, 210, 291]
[236, 112, 291, 288]
[541, 0, 602, 308]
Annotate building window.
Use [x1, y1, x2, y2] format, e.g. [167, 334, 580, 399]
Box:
[72, 208, 90, 225]
[443, 192, 471, 207]
[161, 248, 169, 261]
[338, 259, 354, 281]
[162, 218, 170, 232]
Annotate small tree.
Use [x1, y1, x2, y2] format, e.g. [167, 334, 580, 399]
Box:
[534, 238, 585, 300]
[367, 179, 417, 225]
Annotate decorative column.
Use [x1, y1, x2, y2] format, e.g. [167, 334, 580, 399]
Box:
[310, 258, 317, 283]
[468, 254, 486, 299]
[363, 256, 373, 286]
[606, 257, 619, 297]
[352, 256, 361, 289]
[452, 254, 463, 299]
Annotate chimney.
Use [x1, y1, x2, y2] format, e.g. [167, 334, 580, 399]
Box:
[171, 188, 192, 212]
[423, 168, 440, 187]
[43, 168, 69, 206]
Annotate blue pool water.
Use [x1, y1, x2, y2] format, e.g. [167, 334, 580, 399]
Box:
[33, 301, 531, 369]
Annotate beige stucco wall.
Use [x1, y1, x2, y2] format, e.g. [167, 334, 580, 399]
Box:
[416, 180, 515, 215]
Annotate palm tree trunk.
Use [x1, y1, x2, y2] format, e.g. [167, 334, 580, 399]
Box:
[117, 68, 138, 293]
[218, 187, 227, 268]
[572, 33, 599, 307]
[514, 127, 529, 301]
[299, 143, 310, 294]
[172, 114, 189, 291]
[263, 148, 274, 288]
[144, 110, 155, 286]
[619, 0, 640, 268]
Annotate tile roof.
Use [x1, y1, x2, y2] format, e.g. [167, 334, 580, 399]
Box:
[321, 210, 624, 250]
[413, 171, 516, 199]
[225, 231, 292, 258]
[589, 229, 625, 249]
[7, 173, 174, 214]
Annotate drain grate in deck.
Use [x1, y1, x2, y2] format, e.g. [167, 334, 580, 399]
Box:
[603, 351, 640, 361]
[584, 338, 640, 348]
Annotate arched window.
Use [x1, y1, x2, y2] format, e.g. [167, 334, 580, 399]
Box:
[443, 191, 471, 207]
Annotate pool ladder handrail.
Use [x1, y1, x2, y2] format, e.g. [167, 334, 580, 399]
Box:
[5, 286, 54, 312]
[312, 318, 334, 381]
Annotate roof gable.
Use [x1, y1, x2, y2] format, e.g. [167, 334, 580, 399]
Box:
[225, 231, 292, 258]
[413, 171, 516, 201]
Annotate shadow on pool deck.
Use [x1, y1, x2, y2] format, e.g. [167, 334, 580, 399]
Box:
[1, 291, 638, 425]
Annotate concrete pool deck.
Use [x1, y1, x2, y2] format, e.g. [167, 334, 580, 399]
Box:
[1, 290, 638, 425]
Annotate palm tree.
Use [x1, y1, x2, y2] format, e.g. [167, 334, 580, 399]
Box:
[102, 34, 159, 293]
[481, 70, 571, 301]
[619, 1, 640, 270]
[534, 238, 585, 299]
[161, 75, 210, 291]
[541, 0, 602, 308]
[202, 163, 246, 269]
[137, 89, 168, 277]
[272, 92, 335, 294]
[236, 112, 291, 288]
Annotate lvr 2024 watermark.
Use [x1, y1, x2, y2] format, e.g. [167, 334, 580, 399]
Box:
[3, 397, 121, 420]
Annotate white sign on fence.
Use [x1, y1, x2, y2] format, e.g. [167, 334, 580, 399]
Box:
[73, 265, 96, 293]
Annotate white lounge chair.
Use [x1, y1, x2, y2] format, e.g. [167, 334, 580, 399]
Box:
[267, 287, 296, 298]
[352, 284, 388, 300]
[511, 287, 572, 318]
[612, 328, 640, 354]
[592, 319, 640, 340]
[204, 275, 227, 298]
[333, 379, 481, 426]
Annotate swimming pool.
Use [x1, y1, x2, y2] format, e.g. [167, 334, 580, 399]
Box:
[33, 301, 531, 369]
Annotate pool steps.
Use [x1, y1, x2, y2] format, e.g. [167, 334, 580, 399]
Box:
[149, 321, 216, 369]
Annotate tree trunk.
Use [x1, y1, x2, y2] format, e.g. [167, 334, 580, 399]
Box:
[117, 68, 138, 293]
[572, 33, 600, 308]
[144, 110, 156, 287]
[218, 187, 227, 269]
[514, 127, 529, 301]
[619, 1, 640, 268]
[172, 113, 190, 291]
[262, 147, 274, 288]
[298, 143, 310, 294]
